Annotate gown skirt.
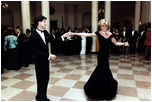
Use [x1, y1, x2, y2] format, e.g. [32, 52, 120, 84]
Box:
[84, 54, 118, 100]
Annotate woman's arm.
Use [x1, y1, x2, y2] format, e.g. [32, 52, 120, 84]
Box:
[4, 37, 8, 51]
[111, 38, 129, 46]
[70, 32, 97, 37]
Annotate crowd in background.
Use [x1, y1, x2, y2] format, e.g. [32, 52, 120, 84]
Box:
[2, 26, 33, 73]
[1, 22, 151, 73]
[110, 22, 151, 60]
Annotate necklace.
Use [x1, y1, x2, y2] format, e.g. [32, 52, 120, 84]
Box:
[101, 31, 108, 35]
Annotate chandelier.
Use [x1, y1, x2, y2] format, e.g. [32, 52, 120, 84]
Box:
[1, 2, 8, 9]
[98, 9, 104, 14]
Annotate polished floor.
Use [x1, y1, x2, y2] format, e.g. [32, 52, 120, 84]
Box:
[1, 53, 151, 101]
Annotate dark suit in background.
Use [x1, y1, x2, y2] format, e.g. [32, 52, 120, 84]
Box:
[86, 31, 92, 54]
[138, 30, 146, 53]
[49, 33, 63, 55]
[17, 33, 26, 68]
[128, 30, 138, 54]
[120, 31, 128, 54]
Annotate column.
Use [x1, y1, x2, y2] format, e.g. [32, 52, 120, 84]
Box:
[41, 1, 50, 33]
[141, 2, 146, 24]
[41, 1, 51, 53]
[148, 1, 151, 22]
[21, 1, 31, 33]
[69, 5, 74, 29]
[64, 4, 69, 29]
[141, 1, 150, 24]
[91, 1, 98, 52]
[134, 1, 141, 31]
[74, 5, 78, 28]
[145, 2, 149, 23]
[105, 1, 111, 29]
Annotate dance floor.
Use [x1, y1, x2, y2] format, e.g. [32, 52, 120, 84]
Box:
[1, 53, 151, 101]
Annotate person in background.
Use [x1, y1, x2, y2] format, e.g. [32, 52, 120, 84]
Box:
[80, 28, 86, 54]
[64, 27, 74, 55]
[85, 26, 92, 54]
[144, 27, 151, 60]
[4, 29, 19, 70]
[112, 28, 121, 54]
[128, 25, 138, 54]
[1, 26, 11, 73]
[138, 26, 146, 53]
[49, 28, 58, 54]
[73, 27, 81, 55]
[120, 26, 128, 54]
[24, 29, 33, 67]
[15, 26, 26, 68]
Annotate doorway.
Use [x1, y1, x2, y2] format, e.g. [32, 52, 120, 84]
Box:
[50, 20, 58, 30]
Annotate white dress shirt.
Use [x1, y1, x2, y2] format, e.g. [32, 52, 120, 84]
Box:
[123, 31, 126, 37]
[141, 31, 145, 36]
[17, 33, 20, 38]
[52, 34, 55, 39]
[132, 30, 135, 36]
[80, 36, 86, 54]
[36, 29, 53, 60]
[36, 29, 46, 45]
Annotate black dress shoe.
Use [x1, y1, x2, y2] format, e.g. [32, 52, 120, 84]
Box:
[36, 98, 51, 101]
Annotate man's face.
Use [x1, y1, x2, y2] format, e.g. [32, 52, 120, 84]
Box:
[123, 27, 126, 31]
[39, 19, 47, 30]
[15, 29, 20, 34]
[52, 29, 56, 34]
[132, 26, 135, 30]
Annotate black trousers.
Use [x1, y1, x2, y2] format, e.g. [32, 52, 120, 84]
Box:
[129, 42, 136, 54]
[35, 60, 50, 99]
[145, 46, 151, 60]
[120, 46, 127, 54]
[7, 48, 19, 70]
[17, 48, 25, 68]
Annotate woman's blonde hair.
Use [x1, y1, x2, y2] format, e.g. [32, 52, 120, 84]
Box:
[98, 19, 110, 30]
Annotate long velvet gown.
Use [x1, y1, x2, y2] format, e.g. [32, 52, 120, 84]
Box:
[84, 31, 118, 100]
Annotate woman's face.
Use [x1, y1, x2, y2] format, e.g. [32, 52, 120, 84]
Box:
[116, 29, 119, 33]
[100, 24, 108, 32]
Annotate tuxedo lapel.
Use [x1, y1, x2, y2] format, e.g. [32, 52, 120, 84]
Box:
[35, 31, 47, 46]
[44, 31, 48, 47]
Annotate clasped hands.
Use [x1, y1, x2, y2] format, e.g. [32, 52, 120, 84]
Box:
[124, 42, 129, 47]
[62, 32, 73, 38]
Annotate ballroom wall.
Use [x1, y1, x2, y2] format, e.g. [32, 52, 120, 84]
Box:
[1, 1, 151, 31]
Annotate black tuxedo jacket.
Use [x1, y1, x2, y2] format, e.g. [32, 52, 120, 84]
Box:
[139, 31, 146, 39]
[30, 30, 50, 63]
[17, 33, 26, 49]
[120, 31, 129, 42]
[49, 33, 63, 43]
[128, 30, 138, 43]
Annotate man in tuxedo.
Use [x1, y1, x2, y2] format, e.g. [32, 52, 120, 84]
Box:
[15, 26, 26, 69]
[138, 27, 146, 53]
[85, 26, 92, 54]
[49, 28, 63, 55]
[30, 15, 56, 101]
[120, 26, 128, 54]
[128, 25, 138, 54]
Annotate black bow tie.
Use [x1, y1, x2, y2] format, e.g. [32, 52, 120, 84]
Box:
[37, 29, 44, 33]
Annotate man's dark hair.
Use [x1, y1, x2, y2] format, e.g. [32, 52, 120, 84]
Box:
[7, 29, 15, 35]
[34, 15, 47, 28]
[26, 29, 31, 34]
[16, 26, 21, 29]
